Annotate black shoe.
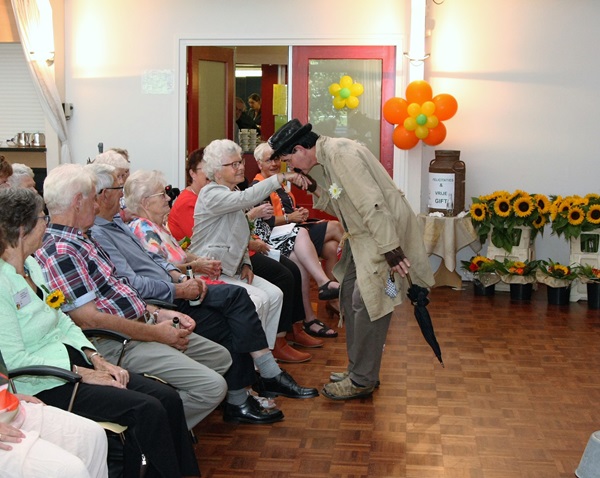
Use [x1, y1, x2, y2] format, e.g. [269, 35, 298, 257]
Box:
[255, 370, 319, 399]
[223, 395, 284, 424]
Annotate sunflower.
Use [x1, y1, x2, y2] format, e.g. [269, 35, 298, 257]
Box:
[585, 193, 600, 202]
[493, 197, 511, 217]
[587, 204, 600, 225]
[568, 206, 585, 226]
[486, 190, 509, 201]
[534, 194, 551, 214]
[470, 203, 487, 221]
[509, 189, 527, 201]
[549, 264, 570, 277]
[513, 196, 534, 217]
[549, 204, 559, 221]
[533, 214, 547, 229]
[558, 198, 573, 213]
[46, 290, 66, 309]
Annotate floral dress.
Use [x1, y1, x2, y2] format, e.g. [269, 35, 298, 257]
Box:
[253, 217, 299, 258]
[128, 217, 187, 265]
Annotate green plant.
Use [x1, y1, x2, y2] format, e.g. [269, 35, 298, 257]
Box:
[538, 259, 578, 281]
[496, 259, 541, 277]
[549, 194, 600, 240]
[574, 264, 600, 282]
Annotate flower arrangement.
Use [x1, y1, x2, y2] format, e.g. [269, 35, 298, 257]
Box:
[549, 194, 600, 240]
[574, 264, 600, 283]
[497, 258, 541, 284]
[469, 190, 551, 252]
[536, 259, 578, 288]
[460, 255, 499, 287]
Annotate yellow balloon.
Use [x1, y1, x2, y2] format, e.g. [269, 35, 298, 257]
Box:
[426, 115, 439, 129]
[329, 83, 341, 96]
[339, 75, 353, 88]
[350, 83, 364, 97]
[415, 125, 429, 139]
[346, 96, 359, 109]
[404, 116, 417, 131]
[333, 97, 346, 109]
[421, 101, 436, 116]
[407, 102, 421, 118]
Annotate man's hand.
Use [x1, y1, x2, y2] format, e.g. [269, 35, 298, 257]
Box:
[154, 320, 192, 351]
[384, 247, 411, 277]
[174, 277, 206, 300]
[157, 308, 196, 331]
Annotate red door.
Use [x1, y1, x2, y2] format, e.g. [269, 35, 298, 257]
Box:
[290, 45, 396, 218]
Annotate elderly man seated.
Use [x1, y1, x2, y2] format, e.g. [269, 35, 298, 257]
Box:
[87, 163, 319, 423]
[35, 163, 231, 430]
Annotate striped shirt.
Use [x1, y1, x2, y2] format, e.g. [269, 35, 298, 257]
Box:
[35, 223, 146, 320]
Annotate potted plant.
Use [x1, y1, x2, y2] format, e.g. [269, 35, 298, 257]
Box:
[460, 255, 499, 295]
[536, 259, 578, 305]
[550, 194, 600, 242]
[497, 258, 541, 301]
[469, 190, 551, 252]
[574, 264, 600, 309]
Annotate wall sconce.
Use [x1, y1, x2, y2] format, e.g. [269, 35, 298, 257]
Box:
[403, 51, 431, 66]
[29, 50, 55, 66]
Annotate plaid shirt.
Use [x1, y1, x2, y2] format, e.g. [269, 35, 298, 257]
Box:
[35, 223, 146, 320]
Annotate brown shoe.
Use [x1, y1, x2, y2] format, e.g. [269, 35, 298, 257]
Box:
[322, 376, 374, 401]
[272, 337, 311, 363]
[286, 322, 324, 348]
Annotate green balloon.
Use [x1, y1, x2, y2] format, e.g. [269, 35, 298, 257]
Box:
[339, 87, 351, 99]
[416, 113, 427, 126]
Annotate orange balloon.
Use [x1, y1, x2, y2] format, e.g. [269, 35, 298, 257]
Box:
[406, 80, 433, 105]
[423, 122, 447, 146]
[393, 125, 419, 150]
[432, 94, 458, 121]
[383, 97, 409, 125]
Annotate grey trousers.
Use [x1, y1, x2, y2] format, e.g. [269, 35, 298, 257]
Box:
[94, 332, 231, 429]
[341, 256, 392, 388]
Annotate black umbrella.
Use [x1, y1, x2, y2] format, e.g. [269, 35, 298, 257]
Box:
[405, 273, 444, 367]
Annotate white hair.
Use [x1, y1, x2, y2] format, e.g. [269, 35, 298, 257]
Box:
[85, 163, 116, 193]
[253, 142, 272, 163]
[202, 139, 242, 181]
[93, 150, 129, 169]
[124, 170, 166, 215]
[44, 164, 95, 215]
[7, 163, 34, 188]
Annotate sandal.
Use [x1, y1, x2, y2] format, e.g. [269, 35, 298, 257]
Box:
[303, 319, 338, 338]
[318, 280, 340, 301]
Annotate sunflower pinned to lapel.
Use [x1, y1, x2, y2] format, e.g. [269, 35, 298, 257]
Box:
[40, 285, 68, 309]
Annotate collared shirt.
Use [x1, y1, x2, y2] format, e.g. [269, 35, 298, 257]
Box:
[91, 216, 178, 302]
[35, 223, 146, 320]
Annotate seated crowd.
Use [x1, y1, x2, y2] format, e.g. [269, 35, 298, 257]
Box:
[0, 142, 343, 476]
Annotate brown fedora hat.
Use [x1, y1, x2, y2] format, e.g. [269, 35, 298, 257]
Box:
[268, 119, 312, 159]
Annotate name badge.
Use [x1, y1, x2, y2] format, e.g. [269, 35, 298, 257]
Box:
[13, 288, 31, 310]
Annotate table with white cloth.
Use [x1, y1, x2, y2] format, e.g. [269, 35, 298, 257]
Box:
[417, 214, 482, 289]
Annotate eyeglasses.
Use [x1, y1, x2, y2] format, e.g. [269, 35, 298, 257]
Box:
[37, 215, 50, 225]
[222, 158, 245, 170]
[145, 191, 169, 199]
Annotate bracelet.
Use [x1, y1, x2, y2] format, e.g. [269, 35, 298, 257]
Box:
[284, 214, 289, 224]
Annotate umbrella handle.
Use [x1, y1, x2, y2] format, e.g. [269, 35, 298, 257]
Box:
[405, 271, 413, 288]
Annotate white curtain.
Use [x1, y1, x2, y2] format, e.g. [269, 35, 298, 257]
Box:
[11, 0, 71, 163]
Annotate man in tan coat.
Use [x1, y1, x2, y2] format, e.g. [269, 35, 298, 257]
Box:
[268, 119, 434, 400]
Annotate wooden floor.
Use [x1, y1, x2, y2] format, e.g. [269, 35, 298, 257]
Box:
[192, 284, 600, 478]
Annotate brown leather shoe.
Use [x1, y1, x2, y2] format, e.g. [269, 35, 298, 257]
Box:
[286, 322, 324, 348]
[272, 337, 311, 363]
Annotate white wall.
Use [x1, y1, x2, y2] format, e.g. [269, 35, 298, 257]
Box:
[64, 0, 407, 183]
[425, 0, 600, 263]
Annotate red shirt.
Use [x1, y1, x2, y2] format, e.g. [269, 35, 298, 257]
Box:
[168, 188, 197, 241]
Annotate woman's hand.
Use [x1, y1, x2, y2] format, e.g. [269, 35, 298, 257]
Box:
[240, 263, 254, 285]
[190, 256, 221, 277]
[249, 238, 270, 254]
[93, 358, 130, 387]
[77, 367, 126, 389]
[0, 422, 25, 451]
[287, 207, 309, 223]
[14, 393, 43, 405]
[282, 172, 311, 190]
[247, 203, 273, 220]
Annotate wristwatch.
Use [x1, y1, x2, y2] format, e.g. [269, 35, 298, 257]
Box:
[177, 274, 187, 283]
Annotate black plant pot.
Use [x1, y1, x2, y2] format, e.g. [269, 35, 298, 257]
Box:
[509, 283, 533, 301]
[587, 282, 600, 309]
[473, 280, 495, 296]
[546, 286, 570, 306]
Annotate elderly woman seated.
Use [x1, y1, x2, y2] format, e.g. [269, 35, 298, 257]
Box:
[188, 139, 331, 354]
[0, 187, 201, 477]
[6, 163, 37, 192]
